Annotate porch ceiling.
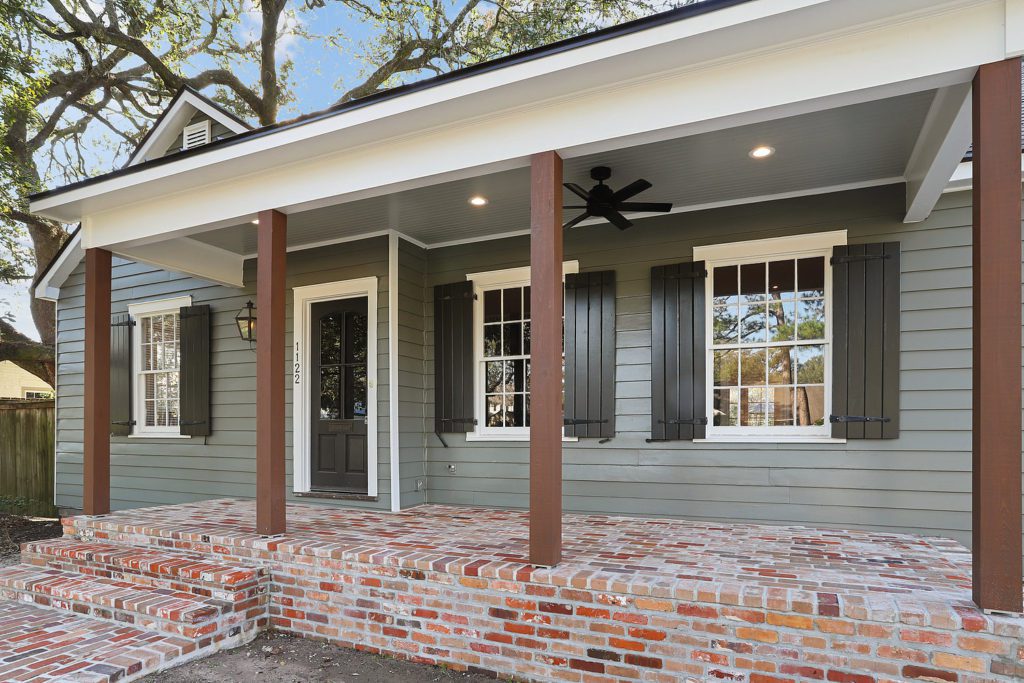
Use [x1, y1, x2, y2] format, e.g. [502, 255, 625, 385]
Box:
[192, 90, 936, 255]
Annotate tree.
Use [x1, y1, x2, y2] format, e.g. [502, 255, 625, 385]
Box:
[0, 0, 677, 386]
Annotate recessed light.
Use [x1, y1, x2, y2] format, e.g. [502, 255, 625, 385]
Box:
[749, 145, 775, 159]
[250, 219, 258, 224]
[469, 196, 488, 207]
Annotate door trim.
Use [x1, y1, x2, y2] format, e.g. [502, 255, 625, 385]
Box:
[293, 277, 378, 496]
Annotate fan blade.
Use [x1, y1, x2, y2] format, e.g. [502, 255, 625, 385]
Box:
[612, 179, 652, 202]
[563, 183, 591, 201]
[605, 210, 633, 230]
[617, 202, 673, 213]
[562, 212, 591, 230]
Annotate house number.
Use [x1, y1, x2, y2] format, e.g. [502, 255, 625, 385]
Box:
[294, 342, 301, 384]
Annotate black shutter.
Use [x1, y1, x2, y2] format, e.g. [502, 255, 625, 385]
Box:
[830, 242, 900, 439]
[434, 281, 475, 434]
[651, 261, 707, 441]
[564, 271, 615, 438]
[110, 313, 134, 436]
[179, 304, 211, 436]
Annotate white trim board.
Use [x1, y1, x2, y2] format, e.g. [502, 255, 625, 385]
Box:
[292, 277, 379, 497]
[128, 89, 250, 167]
[387, 234, 401, 510]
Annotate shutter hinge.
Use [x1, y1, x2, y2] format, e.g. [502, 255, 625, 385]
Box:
[446, 418, 477, 425]
[830, 253, 891, 265]
[829, 415, 891, 423]
[179, 311, 205, 319]
[112, 319, 136, 327]
[178, 420, 207, 426]
[664, 269, 708, 280]
[563, 418, 608, 426]
[659, 417, 708, 425]
[111, 420, 136, 426]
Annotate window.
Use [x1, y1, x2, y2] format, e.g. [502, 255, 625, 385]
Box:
[128, 296, 191, 436]
[23, 391, 51, 399]
[468, 262, 578, 441]
[696, 232, 844, 440]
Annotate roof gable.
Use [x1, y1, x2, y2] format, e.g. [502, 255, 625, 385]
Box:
[126, 86, 251, 167]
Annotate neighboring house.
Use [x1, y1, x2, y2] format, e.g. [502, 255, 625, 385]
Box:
[0, 361, 53, 399]
[28, 0, 1024, 617]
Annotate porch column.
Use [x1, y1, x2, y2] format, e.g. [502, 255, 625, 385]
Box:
[529, 150, 563, 566]
[256, 209, 287, 535]
[971, 58, 1023, 613]
[83, 248, 112, 516]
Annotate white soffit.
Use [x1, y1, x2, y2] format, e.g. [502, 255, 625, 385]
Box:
[30, 0, 1010, 241]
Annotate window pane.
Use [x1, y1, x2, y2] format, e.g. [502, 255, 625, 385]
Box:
[713, 388, 738, 426]
[350, 365, 367, 417]
[486, 394, 506, 427]
[320, 366, 341, 419]
[740, 348, 766, 385]
[767, 347, 794, 385]
[503, 322, 522, 356]
[768, 387, 795, 426]
[713, 306, 738, 344]
[485, 361, 504, 393]
[346, 312, 367, 364]
[768, 260, 795, 298]
[768, 301, 795, 342]
[713, 265, 738, 305]
[503, 287, 522, 321]
[741, 387, 771, 426]
[796, 345, 825, 384]
[795, 385, 825, 426]
[523, 286, 531, 319]
[510, 359, 527, 393]
[740, 304, 766, 343]
[740, 262, 766, 302]
[509, 394, 525, 427]
[798, 257, 825, 297]
[320, 313, 343, 365]
[523, 321, 531, 355]
[797, 299, 825, 340]
[483, 289, 501, 324]
[483, 324, 501, 357]
[713, 349, 738, 386]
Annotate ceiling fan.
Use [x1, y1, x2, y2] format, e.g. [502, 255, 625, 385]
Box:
[563, 166, 673, 230]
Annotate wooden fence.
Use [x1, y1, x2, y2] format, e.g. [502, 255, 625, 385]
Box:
[0, 399, 56, 517]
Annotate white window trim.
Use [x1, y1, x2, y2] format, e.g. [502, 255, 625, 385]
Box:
[127, 295, 192, 438]
[694, 231, 846, 443]
[465, 261, 579, 443]
[292, 277, 379, 496]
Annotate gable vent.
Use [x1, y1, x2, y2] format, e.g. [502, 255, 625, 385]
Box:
[182, 120, 212, 150]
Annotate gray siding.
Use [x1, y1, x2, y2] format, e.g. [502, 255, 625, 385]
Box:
[55, 237, 394, 511]
[398, 238, 428, 506]
[420, 185, 1018, 548]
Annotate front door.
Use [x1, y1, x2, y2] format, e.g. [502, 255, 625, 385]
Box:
[310, 297, 369, 492]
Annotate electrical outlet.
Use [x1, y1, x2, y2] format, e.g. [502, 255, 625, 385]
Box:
[416, 479, 424, 491]
[447, 464, 457, 473]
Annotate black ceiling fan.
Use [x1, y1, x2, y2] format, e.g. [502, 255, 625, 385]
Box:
[563, 166, 672, 230]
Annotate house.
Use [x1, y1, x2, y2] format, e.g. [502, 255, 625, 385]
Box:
[9, 0, 1024, 680]
[0, 361, 52, 399]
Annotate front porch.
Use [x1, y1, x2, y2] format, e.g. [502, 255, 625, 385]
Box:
[1, 499, 1021, 681]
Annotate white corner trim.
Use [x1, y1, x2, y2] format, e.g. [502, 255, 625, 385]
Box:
[292, 277, 379, 497]
[903, 83, 972, 223]
[387, 234, 401, 511]
[693, 230, 846, 263]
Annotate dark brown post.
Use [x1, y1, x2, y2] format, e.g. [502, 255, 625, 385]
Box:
[972, 58, 1023, 614]
[529, 150, 564, 566]
[83, 248, 112, 516]
[257, 209, 287, 535]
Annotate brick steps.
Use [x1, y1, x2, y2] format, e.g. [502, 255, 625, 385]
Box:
[21, 537, 265, 601]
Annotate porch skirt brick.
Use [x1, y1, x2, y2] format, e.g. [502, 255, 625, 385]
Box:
[60, 500, 1024, 682]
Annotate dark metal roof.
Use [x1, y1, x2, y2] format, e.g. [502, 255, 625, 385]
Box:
[30, 0, 754, 203]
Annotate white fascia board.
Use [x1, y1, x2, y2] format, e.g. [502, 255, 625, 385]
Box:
[38, 0, 1007, 248]
[114, 237, 245, 288]
[127, 90, 251, 167]
[903, 83, 973, 223]
[34, 230, 82, 301]
[1007, 0, 1024, 58]
[944, 154, 1024, 192]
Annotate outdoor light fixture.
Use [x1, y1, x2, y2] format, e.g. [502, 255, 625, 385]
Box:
[749, 145, 775, 159]
[235, 300, 257, 347]
[469, 196, 489, 206]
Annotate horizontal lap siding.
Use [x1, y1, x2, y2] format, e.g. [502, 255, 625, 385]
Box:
[397, 238, 428, 507]
[54, 237, 392, 512]
[421, 185, 1019, 547]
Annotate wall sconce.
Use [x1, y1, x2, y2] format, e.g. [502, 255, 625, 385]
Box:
[235, 300, 256, 347]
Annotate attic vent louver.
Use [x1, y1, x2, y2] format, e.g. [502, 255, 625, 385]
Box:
[182, 120, 212, 150]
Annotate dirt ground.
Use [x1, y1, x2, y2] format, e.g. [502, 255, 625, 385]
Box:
[0, 513, 63, 567]
[143, 631, 499, 682]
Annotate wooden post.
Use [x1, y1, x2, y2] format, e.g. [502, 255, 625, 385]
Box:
[257, 209, 287, 535]
[83, 248, 111, 516]
[972, 58, 1023, 614]
[529, 150, 564, 567]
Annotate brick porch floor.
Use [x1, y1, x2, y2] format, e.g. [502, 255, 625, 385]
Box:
[2, 499, 1022, 681]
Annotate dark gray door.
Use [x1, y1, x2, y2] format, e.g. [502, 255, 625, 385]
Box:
[310, 297, 369, 492]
